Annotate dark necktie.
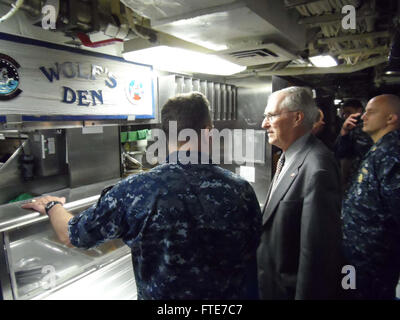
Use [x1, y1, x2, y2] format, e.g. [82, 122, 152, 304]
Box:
[265, 153, 285, 207]
[272, 153, 285, 188]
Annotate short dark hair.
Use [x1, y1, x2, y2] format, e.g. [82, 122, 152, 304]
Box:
[161, 92, 212, 140]
[342, 99, 363, 110]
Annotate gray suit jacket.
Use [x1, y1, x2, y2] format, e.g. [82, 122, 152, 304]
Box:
[257, 134, 343, 299]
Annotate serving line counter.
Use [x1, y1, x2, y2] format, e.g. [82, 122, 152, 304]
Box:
[0, 179, 137, 300]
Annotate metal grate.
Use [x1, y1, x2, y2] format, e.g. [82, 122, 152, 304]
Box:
[174, 76, 237, 121]
[217, 43, 297, 66]
[229, 48, 278, 59]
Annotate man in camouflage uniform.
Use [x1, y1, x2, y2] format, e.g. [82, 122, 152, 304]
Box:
[22, 92, 262, 300]
[334, 99, 373, 191]
[342, 94, 400, 299]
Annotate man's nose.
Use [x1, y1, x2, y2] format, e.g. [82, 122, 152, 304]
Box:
[262, 118, 270, 129]
[361, 112, 366, 120]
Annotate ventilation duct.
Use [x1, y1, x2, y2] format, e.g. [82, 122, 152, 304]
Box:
[217, 43, 298, 66]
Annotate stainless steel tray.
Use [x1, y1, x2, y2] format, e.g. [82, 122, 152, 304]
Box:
[10, 237, 93, 298]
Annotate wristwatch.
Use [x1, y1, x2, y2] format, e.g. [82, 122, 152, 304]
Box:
[45, 201, 63, 216]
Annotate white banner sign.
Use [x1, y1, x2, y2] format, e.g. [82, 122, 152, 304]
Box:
[0, 36, 155, 119]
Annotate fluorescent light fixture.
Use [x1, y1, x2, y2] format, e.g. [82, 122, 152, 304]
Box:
[122, 46, 246, 76]
[309, 55, 338, 68]
[384, 68, 400, 75]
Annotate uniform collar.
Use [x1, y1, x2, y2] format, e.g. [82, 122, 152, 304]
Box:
[365, 129, 400, 156]
[165, 151, 213, 164]
[375, 129, 400, 146]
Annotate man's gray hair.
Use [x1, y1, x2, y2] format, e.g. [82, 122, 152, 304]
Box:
[273, 86, 319, 130]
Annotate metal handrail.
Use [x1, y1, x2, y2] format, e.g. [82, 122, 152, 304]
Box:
[0, 195, 99, 233]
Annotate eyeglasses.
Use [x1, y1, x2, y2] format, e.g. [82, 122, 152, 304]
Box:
[263, 110, 298, 122]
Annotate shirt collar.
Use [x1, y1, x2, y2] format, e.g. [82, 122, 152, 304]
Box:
[374, 129, 400, 147]
[165, 151, 213, 165]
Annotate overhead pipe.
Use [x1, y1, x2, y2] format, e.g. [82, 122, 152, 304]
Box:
[76, 32, 123, 48]
[125, 7, 151, 41]
[284, 0, 328, 9]
[227, 55, 387, 77]
[257, 56, 387, 75]
[0, 0, 39, 16]
[0, 0, 24, 23]
[317, 31, 390, 44]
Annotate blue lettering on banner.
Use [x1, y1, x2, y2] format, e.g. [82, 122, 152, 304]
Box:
[105, 74, 117, 88]
[40, 63, 115, 106]
[62, 86, 76, 104]
[62, 86, 103, 106]
[77, 90, 90, 106]
[91, 64, 103, 80]
[77, 64, 90, 79]
[61, 62, 76, 78]
[91, 90, 103, 105]
[39, 63, 60, 82]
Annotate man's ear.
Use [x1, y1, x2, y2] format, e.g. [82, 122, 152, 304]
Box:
[387, 113, 399, 126]
[294, 111, 304, 127]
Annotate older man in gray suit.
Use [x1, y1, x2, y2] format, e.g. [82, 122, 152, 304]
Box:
[257, 86, 343, 299]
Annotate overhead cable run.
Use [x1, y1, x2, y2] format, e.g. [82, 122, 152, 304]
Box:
[0, 0, 24, 23]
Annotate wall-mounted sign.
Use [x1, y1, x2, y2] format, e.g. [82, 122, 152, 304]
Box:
[0, 34, 155, 119]
[0, 53, 22, 101]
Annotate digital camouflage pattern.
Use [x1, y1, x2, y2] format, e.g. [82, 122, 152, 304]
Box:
[68, 152, 262, 299]
[342, 129, 400, 299]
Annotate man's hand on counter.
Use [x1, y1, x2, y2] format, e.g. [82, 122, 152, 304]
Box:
[21, 196, 73, 247]
[21, 196, 66, 215]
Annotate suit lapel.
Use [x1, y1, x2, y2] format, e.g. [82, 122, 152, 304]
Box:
[261, 182, 273, 214]
[262, 135, 315, 226]
[262, 162, 299, 225]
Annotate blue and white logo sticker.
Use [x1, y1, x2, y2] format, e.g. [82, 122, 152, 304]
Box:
[0, 53, 22, 100]
[125, 79, 145, 105]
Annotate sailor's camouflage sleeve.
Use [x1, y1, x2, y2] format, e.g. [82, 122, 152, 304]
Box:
[379, 150, 400, 225]
[68, 180, 130, 248]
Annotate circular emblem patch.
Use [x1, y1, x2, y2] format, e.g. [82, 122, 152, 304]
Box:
[125, 79, 145, 105]
[0, 53, 22, 101]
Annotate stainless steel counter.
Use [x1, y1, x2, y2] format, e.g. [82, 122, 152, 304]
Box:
[0, 177, 140, 300]
[0, 178, 120, 232]
[37, 253, 137, 300]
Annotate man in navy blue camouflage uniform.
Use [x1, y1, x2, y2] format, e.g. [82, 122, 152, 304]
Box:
[22, 92, 262, 300]
[342, 94, 400, 299]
